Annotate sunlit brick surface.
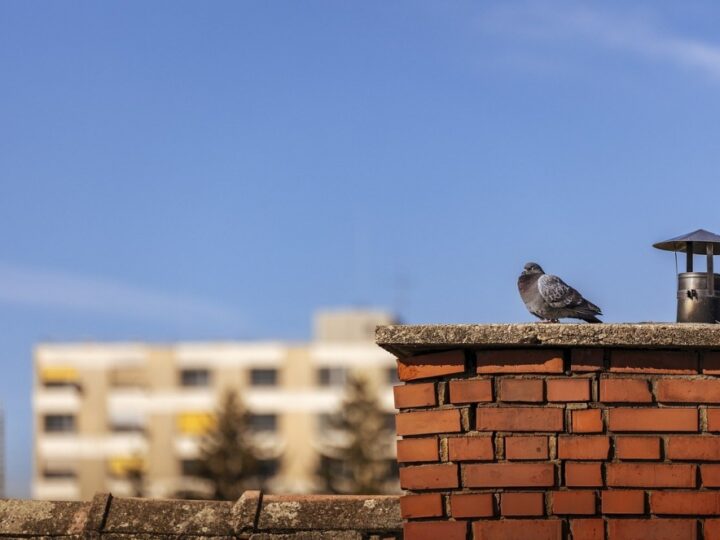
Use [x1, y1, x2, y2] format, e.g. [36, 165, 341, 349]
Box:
[390, 339, 720, 540]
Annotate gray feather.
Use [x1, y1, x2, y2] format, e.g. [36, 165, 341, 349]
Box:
[518, 262, 603, 323]
[538, 274, 584, 308]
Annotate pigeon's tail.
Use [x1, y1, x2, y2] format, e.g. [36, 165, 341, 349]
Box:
[576, 299, 603, 324]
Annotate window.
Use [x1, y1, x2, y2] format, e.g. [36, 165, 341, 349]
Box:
[258, 459, 279, 478]
[319, 454, 351, 480]
[180, 368, 210, 387]
[388, 459, 400, 478]
[109, 411, 146, 433]
[250, 368, 278, 386]
[180, 459, 203, 477]
[110, 420, 145, 433]
[317, 367, 348, 387]
[43, 380, 79, 389]
[386, 366, 399, 384]
[249, 414, 277, 432]
[43, 469, 77, 479]
[44, 415, 76, 433]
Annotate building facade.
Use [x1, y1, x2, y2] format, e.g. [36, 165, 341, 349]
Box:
[32, 310, 398, 500]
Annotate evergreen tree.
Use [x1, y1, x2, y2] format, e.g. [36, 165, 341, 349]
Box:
[124, 457, 144, 497]
[197, 390, 260, 500]
[318, 374, 396, 494]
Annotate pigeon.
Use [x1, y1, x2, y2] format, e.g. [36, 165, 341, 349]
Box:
[518, 262, 603, 323]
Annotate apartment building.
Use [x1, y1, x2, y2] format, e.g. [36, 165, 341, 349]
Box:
[33, 309, 398, 500]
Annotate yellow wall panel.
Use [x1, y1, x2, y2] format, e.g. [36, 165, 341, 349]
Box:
[177, 412, 214, 435]
[40, 366, 79, 383]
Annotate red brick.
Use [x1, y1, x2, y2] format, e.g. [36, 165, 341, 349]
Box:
[547, 378, 590, 402]
[657, 379, 720, 403]
[450, 492, 494, 518]
[651, 491, 720, 515]
[499, 378, 544, 402]
[558, 436, 610, 460]
[396, 409, 462, 436]
[606, 463, 696, 488]
[399, 493, 443, 518]
[476, 349, 564, 374]
[570, 519, 604, 540]
[447, 436, 493, 461]
[397, 438, 439, 463]
[706, 520, 720, 539]
[500, 492, 544, 516]
[464, 462, 554, 488]
[505, 436, 549, 460]
[393, 382, 436, 408]
[614, 436, 661, 460]
[397, 350, 466, 381]
[601, 490, 645, 514]
[667, 436, 720, 460]
[551, 490, 596, 515]
[404, 520, 466, 540]
[473, 520, 562, 540]
[600, 378, 652, 403]
[476, 407, 564, 432]
[702, 464, 720, 487]
[571, 349, 604, 372]
[448, 378, 492, 403]
[708, 408, 720, 431]
[565, 462, 603, 487]
[571, 409, 604, 433]
[703, 351, 720, 374]
[399, 463, 459, 489]
[610, 350, 698, 374]
[607, 408, 698, 432]
[607, 519, 696, 540]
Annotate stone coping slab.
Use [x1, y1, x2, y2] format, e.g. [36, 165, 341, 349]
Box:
[0, 492, 402, 538]
[376, 323, 720, 357]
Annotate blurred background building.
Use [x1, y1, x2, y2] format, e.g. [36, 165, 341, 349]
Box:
[32, 309, 398, 500]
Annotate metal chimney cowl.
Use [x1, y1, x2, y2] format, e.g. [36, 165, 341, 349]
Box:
[654, 229, 720, 323]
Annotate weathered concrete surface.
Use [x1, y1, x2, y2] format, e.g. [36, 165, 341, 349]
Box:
[250, 533, 361, 540]
[0, 493, 402, 539]
[103, 498, 235, 535]
[256, 495, 400, 531]
[232, 490, 262, 534]
[376, 323, 720, 357]
[0, 499, 88, 536]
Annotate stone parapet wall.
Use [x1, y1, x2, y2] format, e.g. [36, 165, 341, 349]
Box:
[0, 492, 402, 539]
[378, 323, 720, 540]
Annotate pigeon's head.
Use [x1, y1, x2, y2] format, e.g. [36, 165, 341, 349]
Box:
[522, 262, 544, 275]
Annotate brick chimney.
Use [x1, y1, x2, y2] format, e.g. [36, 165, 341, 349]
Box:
[377, 323, 720, 540]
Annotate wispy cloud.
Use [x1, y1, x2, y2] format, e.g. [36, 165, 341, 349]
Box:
[0, 262, 245, 329]
[479, 3, 720, 81]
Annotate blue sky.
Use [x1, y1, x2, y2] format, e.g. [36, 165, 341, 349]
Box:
[2, 1, 720, 497]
